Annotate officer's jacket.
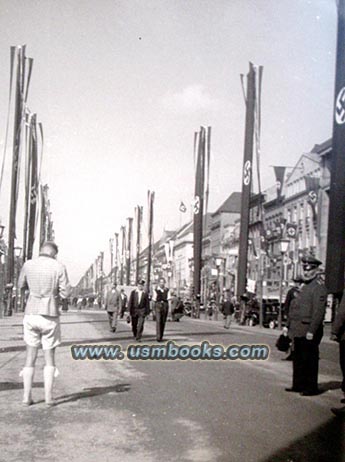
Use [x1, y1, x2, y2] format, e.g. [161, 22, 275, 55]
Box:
[332, 294, 345, 342]
[294, 277, 327, 338]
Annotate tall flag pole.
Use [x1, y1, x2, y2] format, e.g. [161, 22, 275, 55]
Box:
[39, 184, 48, 247]
[147, 190, 155, 294]
[120, 226, 126, 285]
[6, 46, 26, 316]
[237, 63, 256, 299]
[204, 126, 211, 231]
[193, 126, 206, 317]
[0, 47, 15, 202]
[114, 232, 119, 285]
[126, 217, 133, 285]
[326, 0, 345, 300]
[109, 237, 114, 283]
[22, 112, 33, 263]
[27, 114, 38, 259]
[135, 205, 143, 284]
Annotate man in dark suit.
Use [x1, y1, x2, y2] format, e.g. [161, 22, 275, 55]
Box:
[104, 284, 121, 333]
[152, 277, 171, 342]
[285, 255, 327, 396]
[128, 279, 150, 342]
[119, 288, 128, 319]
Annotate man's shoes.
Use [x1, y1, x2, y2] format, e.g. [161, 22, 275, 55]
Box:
[285, 388, 301, 393]
[300, 390, 320, 396]
[46, 400, 57, 407]
[331, 406, 345, 417]
[22, 399, 34, 406]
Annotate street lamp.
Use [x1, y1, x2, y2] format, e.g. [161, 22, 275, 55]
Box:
[278, 239, 289, 329]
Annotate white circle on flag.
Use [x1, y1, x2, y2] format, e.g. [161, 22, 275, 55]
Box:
[193, 196, 200, 214]
[243, 160, 251, 186]
[335, 87, 345, 125]
[308, 191, 317, 203]
[287, 227, 295, 238]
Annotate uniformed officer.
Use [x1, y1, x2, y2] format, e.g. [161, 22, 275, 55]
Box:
[283, 276, 304, 360]
[285, 255, 327, 396]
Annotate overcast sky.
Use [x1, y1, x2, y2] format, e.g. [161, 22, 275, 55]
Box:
[0, 0, 337, 284]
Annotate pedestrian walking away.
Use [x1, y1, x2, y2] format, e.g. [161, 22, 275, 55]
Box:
[285, 255, 326, 397]
[152, 277, 171, 342]
[18, 241, 71, 406]
[222, 295, 235, 329]
[104, 283, 121, 333]
[330, 292, 345, 417]
[128, 279, 150, 341]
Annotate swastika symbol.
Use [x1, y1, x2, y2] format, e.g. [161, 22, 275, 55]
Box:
[308, 191, 317, 204]
[287, 227, 296, 237]
[243, 160, 251, 186]
[335, 87, 345, 125]
[193, 196, 200, 214]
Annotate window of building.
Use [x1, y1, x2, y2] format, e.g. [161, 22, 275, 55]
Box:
[300, 203, 304, 221]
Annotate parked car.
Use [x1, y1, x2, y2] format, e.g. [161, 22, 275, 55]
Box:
[245, 298, 285, 328]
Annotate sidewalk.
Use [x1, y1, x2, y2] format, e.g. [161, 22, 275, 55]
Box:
[0, 310, 110, 353]
[187, 314, 334, 343]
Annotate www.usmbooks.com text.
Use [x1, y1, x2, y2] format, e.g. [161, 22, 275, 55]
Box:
[70, 341, 269, 361]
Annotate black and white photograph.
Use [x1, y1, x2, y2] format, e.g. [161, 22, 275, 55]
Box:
[0, 1, 345, 461]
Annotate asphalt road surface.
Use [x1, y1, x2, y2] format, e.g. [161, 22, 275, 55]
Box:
[1, 311, 344, 462]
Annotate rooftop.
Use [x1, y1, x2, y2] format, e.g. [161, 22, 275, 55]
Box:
[212, 192, 241, 216]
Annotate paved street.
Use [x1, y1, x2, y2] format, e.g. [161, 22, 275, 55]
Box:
[1, 311, 344, 462]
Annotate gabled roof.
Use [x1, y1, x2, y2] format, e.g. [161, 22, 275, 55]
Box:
[311, 138, 332, 156]
[212, 192, 241, 216]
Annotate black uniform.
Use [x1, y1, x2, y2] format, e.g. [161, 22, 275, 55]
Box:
[290, 276, 327, 395]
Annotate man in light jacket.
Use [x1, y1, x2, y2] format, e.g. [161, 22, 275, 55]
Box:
[18, 241, 71, 406]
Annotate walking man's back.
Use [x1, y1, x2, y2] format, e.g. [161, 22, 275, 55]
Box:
[18, 241, 71, 406]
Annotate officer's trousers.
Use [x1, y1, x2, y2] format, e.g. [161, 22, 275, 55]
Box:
[293, 337, 320, 393]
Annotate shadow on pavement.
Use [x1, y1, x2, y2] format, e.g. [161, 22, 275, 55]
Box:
[260, 417, 345, 462]
[0, 381, 43, 391]
[319, 380, 342, 393]
[54, 383, 131, 406]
